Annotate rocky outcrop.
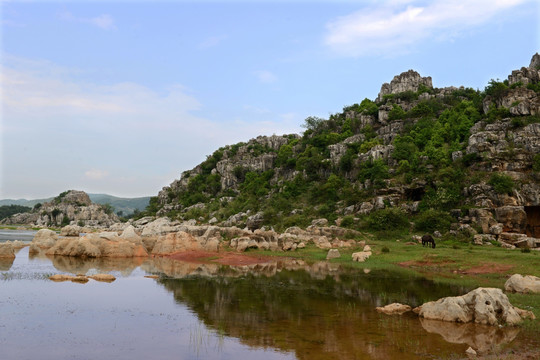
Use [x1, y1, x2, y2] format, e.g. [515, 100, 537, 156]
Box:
[504, 274, 540, 294]
[415, 288, 534, 326]
[377, 70, 433, 103]
[46, 232, 148, 258]
[151, 231, 220, 255]
[1, 190, 119, 227]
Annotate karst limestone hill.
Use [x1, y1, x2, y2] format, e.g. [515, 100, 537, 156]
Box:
[1, 190, 119, 227]
[146, 53, 540, 248]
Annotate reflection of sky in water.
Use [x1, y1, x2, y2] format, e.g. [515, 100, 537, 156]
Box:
[1, 247, 294, 360]
[0, 229, 37, 242]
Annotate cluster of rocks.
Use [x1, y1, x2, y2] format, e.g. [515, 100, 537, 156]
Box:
[23, 217, 370, 260]
[1, 190, 119, 227]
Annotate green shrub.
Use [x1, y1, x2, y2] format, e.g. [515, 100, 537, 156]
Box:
[340, 215, 355, 228]
[367, 208, 409, 231]
[488, 173, 514, 195]
[414, 209, 453, 233]
[533, 154, 540, 172]
[61, 215, 70, 227]
[381, 246, 390, 253]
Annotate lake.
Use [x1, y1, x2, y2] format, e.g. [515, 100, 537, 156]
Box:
[1, 230, 537, 359]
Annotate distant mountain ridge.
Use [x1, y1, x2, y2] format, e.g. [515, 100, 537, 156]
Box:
[0, 194, 150, 215]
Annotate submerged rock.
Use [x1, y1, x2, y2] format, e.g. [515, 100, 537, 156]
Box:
[376, 303, 411, 315]
[416, 287, 534, 326]
[88, 274, 116, 282]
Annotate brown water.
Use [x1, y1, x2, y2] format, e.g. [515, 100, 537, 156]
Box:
[1, 243, 538, 360]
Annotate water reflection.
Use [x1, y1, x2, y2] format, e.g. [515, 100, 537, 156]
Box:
[420, 318, 520, 352]
[151, 261, 484, 360]
[1, 246, 536, 359]
[49, 256, 145, 276]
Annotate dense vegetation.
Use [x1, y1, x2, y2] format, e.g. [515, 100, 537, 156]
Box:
[139, 74, 539, 235]
[0, 205, 32, 221]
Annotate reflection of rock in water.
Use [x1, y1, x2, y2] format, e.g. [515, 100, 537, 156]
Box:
[142, 257, 346, 281]
[49, 255, 144, 276]
[0, 257, 15, 271]
[420, 318, 520, 352]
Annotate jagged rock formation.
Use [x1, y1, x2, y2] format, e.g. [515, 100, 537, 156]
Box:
[376, 69, 433, 103]
[152, 53, 540, 246]
[1, 190, 119, 227]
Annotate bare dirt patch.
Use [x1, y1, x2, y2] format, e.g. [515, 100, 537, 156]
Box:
[458, 263, 514, 275]
[167, 250, 274, 266]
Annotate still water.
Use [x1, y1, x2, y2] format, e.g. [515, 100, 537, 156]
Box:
[1, 232, 537, 360]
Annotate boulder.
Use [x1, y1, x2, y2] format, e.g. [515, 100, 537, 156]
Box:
[504, 274, 540, 294]
[376, 303, 412, 315]
[326, 249, 341, 260]
[416, 287, 534, 326]
[0, 243, 16, 259]
[246, 212, 264, 231]
[311, 218, 329, 227]
[31, 229, 59, 249]
[60, 225, 82, 237]
[352, 251, 372, 262]
[119, 225, 143, 245]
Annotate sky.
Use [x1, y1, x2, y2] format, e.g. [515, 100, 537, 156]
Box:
[1, 0, 538, 199]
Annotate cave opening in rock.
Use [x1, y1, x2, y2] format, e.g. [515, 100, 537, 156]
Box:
[524, 206, 540, 238]
[405, 187, 425, 201]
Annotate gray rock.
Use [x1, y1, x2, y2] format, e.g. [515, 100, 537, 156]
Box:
[417, 287, 533, 326]
[504, 274, 540, 294]
[326, 249, 341, 260]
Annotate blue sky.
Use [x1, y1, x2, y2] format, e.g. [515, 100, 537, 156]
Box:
[1, 0, 538, 199]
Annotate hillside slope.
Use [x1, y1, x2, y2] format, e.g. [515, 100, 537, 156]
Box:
[149, 54, 540, 242]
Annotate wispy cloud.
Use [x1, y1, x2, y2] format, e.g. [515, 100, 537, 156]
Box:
[254, 70, 277, 83]
[59, 10, 116, 30]
[324, 0, 532, 57]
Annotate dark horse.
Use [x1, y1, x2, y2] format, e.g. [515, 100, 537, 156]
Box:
[422, 234, 436, 248]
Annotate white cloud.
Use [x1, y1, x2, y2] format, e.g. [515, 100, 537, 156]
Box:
[59, 10, 116, 30]
[85, 169, 109, 180]
[254, 70, 278, 83]
[324, 0, 531, 57]
[0, 57, 301, 198]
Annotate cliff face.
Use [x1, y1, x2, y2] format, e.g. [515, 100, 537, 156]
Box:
[154, 54, 540, 242]
[2, 190, 119, 227]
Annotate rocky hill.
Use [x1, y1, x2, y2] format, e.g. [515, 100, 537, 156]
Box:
[148, 54, 539, 246]
[1, 190, 119, 227]
[0, 194, 150, 216]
